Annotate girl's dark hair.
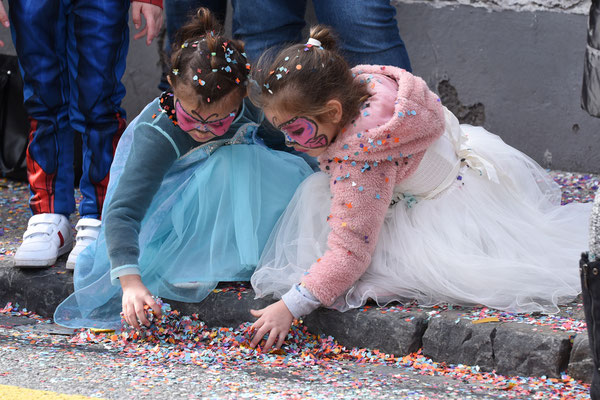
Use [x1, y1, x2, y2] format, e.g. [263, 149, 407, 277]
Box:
[251, 25, 369, 127]
[168, 7, 250, 105]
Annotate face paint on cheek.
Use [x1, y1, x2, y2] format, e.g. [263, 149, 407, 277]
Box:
[278, 117, 329, 149]
[175, 100, 237, 137]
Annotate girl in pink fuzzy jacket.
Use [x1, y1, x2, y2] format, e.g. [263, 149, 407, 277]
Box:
[247, 26, 591, 352]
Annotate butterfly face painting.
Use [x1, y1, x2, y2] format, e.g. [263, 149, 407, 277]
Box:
[175, 100, 237, 137]
[277, 116, 329, 150]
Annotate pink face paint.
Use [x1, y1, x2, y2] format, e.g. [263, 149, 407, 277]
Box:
[175, 100, 236, 137]
[277, 117, 329, 149]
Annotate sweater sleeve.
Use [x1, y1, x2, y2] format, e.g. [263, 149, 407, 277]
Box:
[104, 122, 180, 285]
[301, 160, 397, 306]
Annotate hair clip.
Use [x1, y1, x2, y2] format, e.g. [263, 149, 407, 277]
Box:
[306, 38, 322, 47]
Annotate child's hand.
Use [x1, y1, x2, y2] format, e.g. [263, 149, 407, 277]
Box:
[249, 300, 294, 352]
[131, 1, 163, 46]
[120, 274, 161, 330]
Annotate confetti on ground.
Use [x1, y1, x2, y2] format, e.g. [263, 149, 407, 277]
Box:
[549, 171, 599, 205]
[0, 301, 592, 399]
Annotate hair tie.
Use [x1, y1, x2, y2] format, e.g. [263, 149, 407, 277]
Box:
[306, 38, 322, 47]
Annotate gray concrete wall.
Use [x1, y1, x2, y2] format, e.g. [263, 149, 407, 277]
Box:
[394, 1, 600, 172]
[1, 1, 599, 172]
[400, 0, 590, 14]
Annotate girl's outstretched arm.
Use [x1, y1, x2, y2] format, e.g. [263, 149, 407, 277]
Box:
[302, 160, 397, 306]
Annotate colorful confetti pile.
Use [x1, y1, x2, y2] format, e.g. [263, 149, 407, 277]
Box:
[550, 171, 600, 205]
[0, 300, 591, 399]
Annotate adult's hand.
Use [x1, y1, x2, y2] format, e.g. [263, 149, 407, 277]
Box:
[131, 1, 163, 46]
[0, 1, 9, 47]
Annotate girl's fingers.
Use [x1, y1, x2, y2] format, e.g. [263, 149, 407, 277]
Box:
[250, 325, 269, 348]
[123, 301, 133, 328]
[126, 308, 139, 330]
[251, 317, 264, 331]
[134, 301, 150, 327]
[275, 331, 287, 350]
[146, 295, 162, 318]
[250, 308, 264, 318]
[121, 305, 128, 326]
[262, 329, 278, 353]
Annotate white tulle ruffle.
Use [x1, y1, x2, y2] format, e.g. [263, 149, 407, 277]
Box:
[252, 124, 591, 313]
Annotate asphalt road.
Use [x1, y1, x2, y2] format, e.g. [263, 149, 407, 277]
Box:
[0, 313, 586, 400]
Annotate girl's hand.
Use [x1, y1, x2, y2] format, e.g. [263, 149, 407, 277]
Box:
[120, 274, 161, 330]
[249, 300, 294, 352]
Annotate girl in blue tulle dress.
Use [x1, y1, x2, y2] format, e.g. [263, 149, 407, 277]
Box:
[54, 8, 313, 330]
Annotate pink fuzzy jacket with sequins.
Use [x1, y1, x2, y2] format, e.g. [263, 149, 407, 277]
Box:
[301, 65, 445, 306]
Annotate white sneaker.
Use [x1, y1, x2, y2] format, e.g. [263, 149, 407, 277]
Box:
[66, 218, 101, 270]
[13, 213, 74, 268]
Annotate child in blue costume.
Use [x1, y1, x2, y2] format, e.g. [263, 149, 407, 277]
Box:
[54, 8, 313, 330]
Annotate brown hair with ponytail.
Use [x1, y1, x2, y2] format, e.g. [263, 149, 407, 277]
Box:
[168, 7, 250, 105]
[252, 25, 369, 128]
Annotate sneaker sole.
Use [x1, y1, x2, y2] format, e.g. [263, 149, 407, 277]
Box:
[65, 254, 77, 270]
[13, 241, 74, 268]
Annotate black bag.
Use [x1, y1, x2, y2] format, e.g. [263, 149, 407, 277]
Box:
[0, 54, 28, 181]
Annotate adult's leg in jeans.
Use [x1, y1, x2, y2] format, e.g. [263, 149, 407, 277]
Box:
[159, 0, 227, 91]
[313, 0, 411, 71]
[581, 253, 600, 399]
[67, 0, 129, 219]
[231, 0, 306, 63]
[8, 0, 75, 216]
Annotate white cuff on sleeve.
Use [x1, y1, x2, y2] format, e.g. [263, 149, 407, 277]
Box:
[110, 264, 141, 286]
[281, 284, 321, 319]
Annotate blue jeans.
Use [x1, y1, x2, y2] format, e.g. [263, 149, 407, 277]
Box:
[231, 0, 411, 70]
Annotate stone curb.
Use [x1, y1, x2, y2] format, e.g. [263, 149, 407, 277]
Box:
[422, 311, 574, 378]
[0, 259, 594, 382]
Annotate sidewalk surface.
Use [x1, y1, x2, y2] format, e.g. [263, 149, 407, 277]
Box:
[0, 172, 598, 386]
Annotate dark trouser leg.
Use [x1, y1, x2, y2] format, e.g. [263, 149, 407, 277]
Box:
[581, 252, 600, 400]
[8, 0, 74, 216]
[67, 0, 129, 218]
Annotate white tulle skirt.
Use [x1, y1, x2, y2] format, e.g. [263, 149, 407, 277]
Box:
[251, 124, 592, 314]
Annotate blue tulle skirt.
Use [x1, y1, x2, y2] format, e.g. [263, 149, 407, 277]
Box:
[54, 114, 313, 329]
